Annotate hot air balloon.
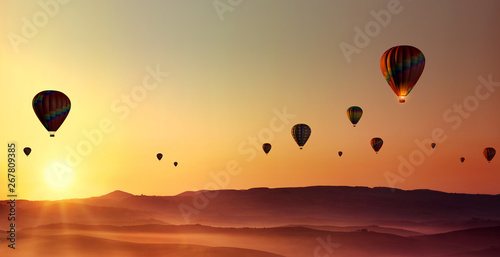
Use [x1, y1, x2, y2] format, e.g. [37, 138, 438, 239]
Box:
[32, 90, 71, 137]
[291, 124, 311, 150]
[431, 143, 436, 149]
[24, 147, 31, 156]
[460, 157, 465, 163]
[157, 153, 163, 161]
[380, 45, 425, 103]
[371, 138, 383, 154]
[338, 151, 343, 157]
[347, 106, 363, 127]
[174, 162, 178, 167]
[262, 143, 272, 155]
[483, 147, 496, 163]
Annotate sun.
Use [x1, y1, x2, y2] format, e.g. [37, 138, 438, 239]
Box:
[44, 161, 75, 190]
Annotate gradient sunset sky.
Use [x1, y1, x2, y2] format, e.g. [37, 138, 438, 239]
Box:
[1, 0, 499, 200]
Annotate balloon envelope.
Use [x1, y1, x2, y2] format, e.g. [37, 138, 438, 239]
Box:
[483, 147, 496, 163]
[262, 143, 272, 154]
[347, 106, 363, 127]
[32, 90, 71, 137]
[174, 162, 178, 167]
[338, 151, 343, 157]
[291, 124, 311, 149]
[380, 45, 425, 103]
[24, 147, 31, 156]
[371, 138, 383, 153]
[157, 153, 163, 160]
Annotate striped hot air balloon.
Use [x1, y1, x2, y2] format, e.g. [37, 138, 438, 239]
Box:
[291, 124, 311, 150]
[380, 45, 425, 103]
[32, 90, 71, 137]
[371, 138, 383, 154]
[347, 106, 363, 127]
[483, 147, 496, 163]
[262, 143, 272, 155]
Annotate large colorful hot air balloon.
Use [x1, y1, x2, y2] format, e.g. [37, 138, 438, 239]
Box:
[32, 90, 71, 137]
[291, 124, 311, 150]
[347, 106, 363, 127]
[174, 162, 178, 167]
[24, 147, 31, 156]
[262, 143, 272, 155]
[157, 153, 163, 161]
[380, 45, 425, 103]
[338, 151, 343, 157]
[483, 147, 496, 163]
[431, 143, 436, 149]
[371, 137, 383, 154]
[460, 157, 465, 163]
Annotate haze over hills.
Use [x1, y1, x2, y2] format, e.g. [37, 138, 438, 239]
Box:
[5, 223, 500, 257]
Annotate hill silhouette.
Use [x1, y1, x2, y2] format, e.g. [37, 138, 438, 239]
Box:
[2, 186, 499, 232]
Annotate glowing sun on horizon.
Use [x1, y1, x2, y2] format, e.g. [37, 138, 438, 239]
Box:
[44, 161, 75, 190]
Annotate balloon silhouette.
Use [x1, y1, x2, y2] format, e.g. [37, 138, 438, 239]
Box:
[380, 45, 425, 103]
[460, 157, 465, 163]
[431, 143, 436, 149]
[262, 143, 272, 155]
[483, 147, 496, 163]
[371, 138, 383, 154]
[32, 90, 71, 137]
[347, 106, 363, 127]
[338, 151, 343, 157]
[157, 153, 163, 161]
[291, 124, 311, 149]
[24, 147, 31, 156]
[174, 162, 178, 167]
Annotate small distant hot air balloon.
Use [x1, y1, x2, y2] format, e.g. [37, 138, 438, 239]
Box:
[347, 106, 363, 127]
[263, 143, 272, 155]
[460, 157, 465, 163]
[371, 138, 383, 154]
[24, 147, 31, 156]
[32, 90, 71, 137]
[291, 124, 311, 150]
[483, 147, 496, 163]
[338, 151, 343, 157]
[174, 162, 178, 167]
[431, 143, 436, 149]
[380, 45, 425, 103]
[157, 153, 163, 161]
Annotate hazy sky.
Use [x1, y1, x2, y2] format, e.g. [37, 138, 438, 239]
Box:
[1, 0, 500, 200]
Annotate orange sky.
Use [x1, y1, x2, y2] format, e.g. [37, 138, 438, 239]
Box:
[1, 0, 499, 200]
